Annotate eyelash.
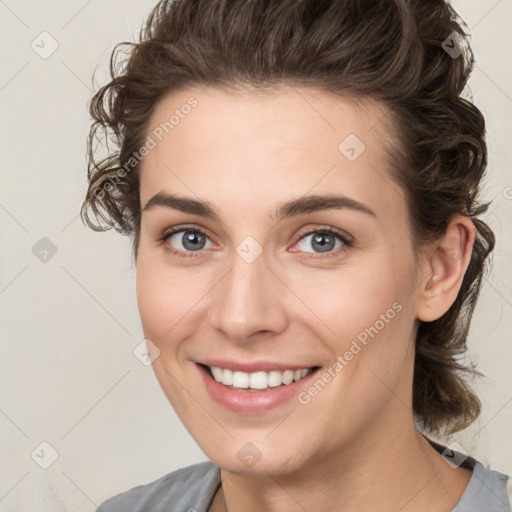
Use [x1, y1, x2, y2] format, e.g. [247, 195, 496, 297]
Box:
[157, 225, 353, 260]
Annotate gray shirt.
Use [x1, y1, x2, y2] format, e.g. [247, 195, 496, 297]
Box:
[96, 442, 510, 511]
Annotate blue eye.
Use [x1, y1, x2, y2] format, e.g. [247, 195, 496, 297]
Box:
[159, 225, 352, 259]
[165, 229, 213, 253]
[296, 228, 353, 259]
[295, 228, 351, 255]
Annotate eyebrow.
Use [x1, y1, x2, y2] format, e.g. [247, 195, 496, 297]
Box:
[142, 191, 377, 221]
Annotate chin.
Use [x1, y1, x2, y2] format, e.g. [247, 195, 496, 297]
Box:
[203, 441, 309, 476]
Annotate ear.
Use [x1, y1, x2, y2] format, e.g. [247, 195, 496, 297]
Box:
[415, 215, 476, 323]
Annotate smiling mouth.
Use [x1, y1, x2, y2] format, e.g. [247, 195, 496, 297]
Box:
[200, 363, 321, 392]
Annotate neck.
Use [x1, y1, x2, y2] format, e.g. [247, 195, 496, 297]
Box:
[214, 416, 471, 512]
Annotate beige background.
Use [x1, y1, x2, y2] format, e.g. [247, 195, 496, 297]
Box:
[0, 0, 511, 510]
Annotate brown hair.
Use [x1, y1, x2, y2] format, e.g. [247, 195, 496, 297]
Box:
[81, 0, 495, 436]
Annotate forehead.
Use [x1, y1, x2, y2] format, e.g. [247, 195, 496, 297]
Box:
[139, 85, 406, 223]
[146, 85, 391, 151]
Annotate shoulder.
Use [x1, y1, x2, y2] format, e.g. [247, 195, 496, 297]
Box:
[453, 459, 511, 512]
[95, 461, 221, 512]
[426, 436, 511, 511]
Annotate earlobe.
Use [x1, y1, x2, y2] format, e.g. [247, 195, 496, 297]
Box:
[416, 216, 476, 322]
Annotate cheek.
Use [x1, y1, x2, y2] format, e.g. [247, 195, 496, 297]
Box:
[135, 255, 202, 409]
[297, 257, 414, 395]
[135, 250, 201, 350]
[291, 261, 406, 343]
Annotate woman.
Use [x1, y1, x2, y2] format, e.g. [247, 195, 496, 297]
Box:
[81, 0, 510, 510]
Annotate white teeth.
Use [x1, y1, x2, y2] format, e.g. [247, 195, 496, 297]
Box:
[268, 370, 283, 388]
[282, 370, 294, 385]
[223, 368, 233, 385]
[249, 371, 268, 389]
[232, 371, 249, 388]
[208, 365, 314, 390]
[211, 366, 223, 382]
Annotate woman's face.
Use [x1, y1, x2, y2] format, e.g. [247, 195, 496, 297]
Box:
[136, 86, 426, 475]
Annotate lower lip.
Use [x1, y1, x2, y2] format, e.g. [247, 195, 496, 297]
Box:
[197, 363, 320, 413]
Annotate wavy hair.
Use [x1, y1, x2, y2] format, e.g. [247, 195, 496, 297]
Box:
[81, 0, 495, 436]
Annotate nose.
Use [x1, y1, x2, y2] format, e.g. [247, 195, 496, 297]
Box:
[208, 248, 288, 343]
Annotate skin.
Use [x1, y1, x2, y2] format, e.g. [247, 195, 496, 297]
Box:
[135, 85, 475, 512]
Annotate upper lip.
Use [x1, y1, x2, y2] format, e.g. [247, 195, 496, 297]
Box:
[197, 359, 319, 373]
